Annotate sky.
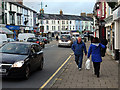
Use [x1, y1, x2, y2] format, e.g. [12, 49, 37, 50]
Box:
[23, 0, 96, 15]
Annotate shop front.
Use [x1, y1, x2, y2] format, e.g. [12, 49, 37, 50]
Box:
[113, 6, 120, 60]
[6, 25, 20, 40]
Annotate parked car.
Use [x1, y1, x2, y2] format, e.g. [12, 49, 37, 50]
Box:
[58, 34, 73, 47]
[0, 42, 44, 79]
[27, 37, 45, 48]
[41, 37, 50, 44]
[18, 33, 35, 42]
[0, 34, 7, 47]
[7, 38, 15, 42]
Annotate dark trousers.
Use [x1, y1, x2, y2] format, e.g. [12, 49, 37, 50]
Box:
[93, 62, 101, 77]
[75, 55, 83, 68]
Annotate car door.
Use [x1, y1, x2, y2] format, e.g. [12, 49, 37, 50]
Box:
[30, 45, 38, 71]
[34, 44, 43, 68]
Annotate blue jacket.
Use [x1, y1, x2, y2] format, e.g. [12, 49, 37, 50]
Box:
[71, 40, 87, 56]
[87, 43, 105, 62]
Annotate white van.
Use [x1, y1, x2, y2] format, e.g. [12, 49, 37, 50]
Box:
[18, 33, 35, 42]
[0, 34, 7, 47]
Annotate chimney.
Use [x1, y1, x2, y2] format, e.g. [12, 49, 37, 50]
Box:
[60, 10, 63, 15]
[17, 0, 23, 5]
[81, 13, 86, 16]
[87, 13, 93, 17]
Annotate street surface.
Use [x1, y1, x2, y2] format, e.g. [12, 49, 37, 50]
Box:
[2, 40, 73, 89]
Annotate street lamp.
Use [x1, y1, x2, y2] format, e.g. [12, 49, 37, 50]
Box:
[39, 1, 47, 37]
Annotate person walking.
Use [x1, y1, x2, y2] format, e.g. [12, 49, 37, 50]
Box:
[87, 37, 105, 78]
[71, 37, 87, 70]
[100, 37, 108, 57]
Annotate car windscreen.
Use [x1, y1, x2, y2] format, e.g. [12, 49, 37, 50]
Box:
[27, 38, 38, 42]
[60, 35, 71, 40]
[0, 43, 29, 55]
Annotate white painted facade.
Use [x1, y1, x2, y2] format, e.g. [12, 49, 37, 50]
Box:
[4, 2, 35, 28]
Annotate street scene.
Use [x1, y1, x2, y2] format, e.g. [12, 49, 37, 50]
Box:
[0, 0, 120, 90]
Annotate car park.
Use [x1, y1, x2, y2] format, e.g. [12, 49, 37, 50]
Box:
[27, 37, 45, 48]
[58, 34, 73, 47]
[0, 42, 44, 79]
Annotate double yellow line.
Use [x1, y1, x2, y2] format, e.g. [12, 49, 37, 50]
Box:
[39, 55, 72, 90]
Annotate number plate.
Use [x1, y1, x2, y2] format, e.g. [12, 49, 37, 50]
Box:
[0, 69, 6, 73]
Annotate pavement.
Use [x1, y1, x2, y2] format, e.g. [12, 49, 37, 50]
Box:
[50, 41, 119, 89]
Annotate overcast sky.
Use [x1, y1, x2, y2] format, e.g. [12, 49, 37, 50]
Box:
[23, 0, 96, 15]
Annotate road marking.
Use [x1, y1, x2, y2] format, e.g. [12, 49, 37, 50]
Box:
[39, 55, 72, 89]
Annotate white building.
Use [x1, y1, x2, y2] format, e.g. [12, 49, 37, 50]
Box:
[1, 1, 37, 39]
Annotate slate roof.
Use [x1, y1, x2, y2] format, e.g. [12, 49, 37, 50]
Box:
[38, 13, 93, 21]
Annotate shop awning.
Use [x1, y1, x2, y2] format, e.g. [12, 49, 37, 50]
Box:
[6, 25, 20, 30]
[0, 27, 13, 34]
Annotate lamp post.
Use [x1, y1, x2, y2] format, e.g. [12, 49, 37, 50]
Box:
[39, 1, 47, 37]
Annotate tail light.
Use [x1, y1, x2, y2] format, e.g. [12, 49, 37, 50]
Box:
[44, 39, 46, 41]
[36, 41, 39, 44]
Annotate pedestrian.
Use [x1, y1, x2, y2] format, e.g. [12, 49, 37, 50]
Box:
[56, 35, 58, 41]
[100, 37, 108, 57]
[90, 35, 94, 43]
[87, 37, 105, 78]
[71, 37, 87, 70]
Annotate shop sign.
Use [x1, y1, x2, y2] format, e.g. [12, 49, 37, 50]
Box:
[6, 25, 20, 30]
[97, 9, 101, 17]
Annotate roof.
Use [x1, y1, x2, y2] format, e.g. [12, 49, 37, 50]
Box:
[9, 41, 38, 45]
[9, 2, 37, 13]
[38, 13, 93, 21]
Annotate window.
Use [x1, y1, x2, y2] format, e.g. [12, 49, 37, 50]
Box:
[47, 25, 49, 30]
[5, 2, 7, 10]
[54, 20, 55, 24]
[70, 26, 71, 30]
[10, 13, 15, 25]
[17, 15, 21, 25]
[58, 21, 59, 24]
[52, 20, 54, 24]
[73, 26, 74, 30]
[2, 12, 4, 24]
[41, 20, 43, 24]
[70, 21, 72, 24]
[10, 4, 12, 11]
[52, 26, 54, 30]
[46, 20, 49, 24]
[62, 21, 65, 24]
[58, 26, 60, 30]
[76, 26, 77, 30]
[67, 21, 68, 24]
[5, 13, 7, 24]
[54, 26, 55, 30]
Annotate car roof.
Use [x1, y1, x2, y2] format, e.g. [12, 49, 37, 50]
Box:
[8, 42, 38, 45]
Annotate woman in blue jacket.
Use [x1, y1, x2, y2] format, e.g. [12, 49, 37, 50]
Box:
[87, 37, 105, 78]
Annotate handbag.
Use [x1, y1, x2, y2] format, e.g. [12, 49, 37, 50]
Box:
[85, 59, 90, 70]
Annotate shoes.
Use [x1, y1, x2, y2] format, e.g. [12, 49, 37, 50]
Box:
[97, 75, 99, 78]
[78, 68, 81, 70]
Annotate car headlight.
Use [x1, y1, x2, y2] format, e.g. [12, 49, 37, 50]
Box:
[59, 40, 62, 43]
[68, 40, 71, 43]
[12, 61, 24, 68]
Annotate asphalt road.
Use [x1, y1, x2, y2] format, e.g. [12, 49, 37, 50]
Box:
[2, 40, 72, 89]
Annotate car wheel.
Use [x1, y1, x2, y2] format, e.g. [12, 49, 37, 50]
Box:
[58, 45, 60, 47]
[38, 58, 44, 70]
[24, 66, 30, 80]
